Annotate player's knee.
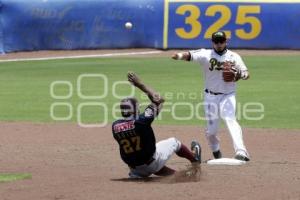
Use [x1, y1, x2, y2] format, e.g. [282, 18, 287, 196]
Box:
[168, 137, 180, 144]
[168, 137, 181, 151]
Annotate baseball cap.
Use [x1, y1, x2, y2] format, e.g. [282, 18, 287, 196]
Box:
[212, 31, 227, 43]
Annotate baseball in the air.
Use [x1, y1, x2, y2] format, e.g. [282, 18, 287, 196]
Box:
[125, 22, 133, 29]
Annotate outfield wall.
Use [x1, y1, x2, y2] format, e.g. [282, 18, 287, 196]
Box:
[1, 0, 300, 53]
[0, 0, 164, 53]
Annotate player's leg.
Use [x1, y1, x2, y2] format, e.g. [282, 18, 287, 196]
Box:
[151, 137, 180, 176]
[129, 139, 201, 177]
[154, 166, 176, 176]
[157, 137, 197, 162]
[204, 93, 222, 158]
[176, 140, 199, 162]
[129, 137, 179, 177]
[220, 93, 249, 160]
[151, 137, 199, 176]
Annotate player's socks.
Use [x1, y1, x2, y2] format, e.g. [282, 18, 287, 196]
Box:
[213, 150, 222, 159]
[176, 144, 197, 162]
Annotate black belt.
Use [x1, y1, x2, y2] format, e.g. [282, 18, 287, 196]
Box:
[205, 89, 224, 95]
[129, 157, 155, 169]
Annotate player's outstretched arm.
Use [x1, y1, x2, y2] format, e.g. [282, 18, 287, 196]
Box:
[172, 52, 191, 61]
[127, 72, 165, 105]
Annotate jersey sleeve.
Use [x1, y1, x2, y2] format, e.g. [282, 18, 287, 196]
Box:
[138, 104, 158, 124]
[234, 53, 248, 71]
[189, 49, 206, 64]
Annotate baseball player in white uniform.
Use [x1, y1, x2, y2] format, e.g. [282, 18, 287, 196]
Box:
[172, 31, 250, 161]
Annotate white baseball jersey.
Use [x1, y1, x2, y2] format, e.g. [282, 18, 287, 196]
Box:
[189, 49, 248, 94]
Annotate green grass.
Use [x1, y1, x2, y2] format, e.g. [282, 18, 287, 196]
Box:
[0, 173, 32, 183]
[0, 56, 299, 128]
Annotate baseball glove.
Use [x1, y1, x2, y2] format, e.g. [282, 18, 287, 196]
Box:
[222, 61, 241, 82]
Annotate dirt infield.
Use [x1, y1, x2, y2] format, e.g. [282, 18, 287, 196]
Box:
[0, 122, 299, 200]
[1, 49, 300, 199]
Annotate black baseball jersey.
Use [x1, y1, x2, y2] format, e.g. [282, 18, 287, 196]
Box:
[112, 104, 158, 167]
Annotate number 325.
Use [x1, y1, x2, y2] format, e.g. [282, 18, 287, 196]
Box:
[175, 5, 261, 40]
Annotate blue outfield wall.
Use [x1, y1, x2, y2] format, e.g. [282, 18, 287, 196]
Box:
[0, 0, 164, 53]
[1, 0, 300, 53]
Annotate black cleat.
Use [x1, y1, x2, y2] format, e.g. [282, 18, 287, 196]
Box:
[191, 141, 201, 163]
[235, 154, 250, 162]
[213, 150, 222, 159]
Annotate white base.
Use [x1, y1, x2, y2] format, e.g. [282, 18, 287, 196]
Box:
[206, 158, 246, 165]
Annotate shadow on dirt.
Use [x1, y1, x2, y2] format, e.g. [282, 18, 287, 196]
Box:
[111, 164, 202, 184]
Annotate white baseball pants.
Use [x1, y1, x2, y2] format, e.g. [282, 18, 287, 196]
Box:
[129, 137, 181, 178]
[204, 91, 249, 157]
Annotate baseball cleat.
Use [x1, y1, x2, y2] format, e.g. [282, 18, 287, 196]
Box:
[191, 140, 201, 163]
[234, 154, 250, 162]
[213, 150, 222, 159]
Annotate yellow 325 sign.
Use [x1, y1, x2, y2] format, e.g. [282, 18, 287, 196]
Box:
[175, 5, 261, 40]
